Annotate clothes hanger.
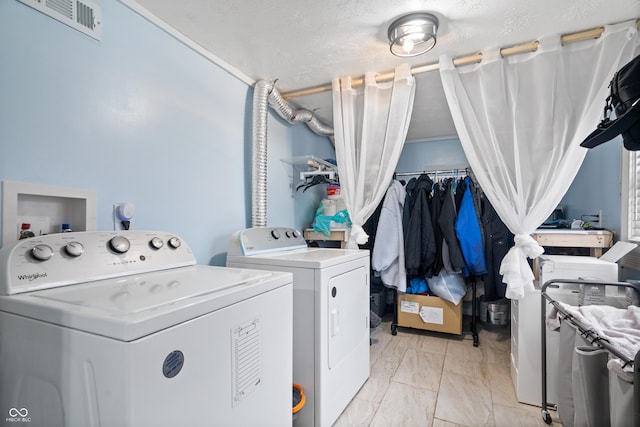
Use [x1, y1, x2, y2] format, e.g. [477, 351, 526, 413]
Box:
[295, 174, 339, 192]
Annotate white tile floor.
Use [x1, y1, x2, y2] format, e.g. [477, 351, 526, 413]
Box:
[334, 319, 564, 427]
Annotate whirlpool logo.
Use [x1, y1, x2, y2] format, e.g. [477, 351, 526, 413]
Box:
[6, 407, 31, 423]
[16, 273, 47, 282]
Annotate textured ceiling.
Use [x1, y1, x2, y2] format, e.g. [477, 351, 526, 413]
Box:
[132, 0, 640, 141]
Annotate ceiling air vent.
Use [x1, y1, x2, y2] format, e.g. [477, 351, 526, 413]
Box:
[18, 0, 102, 41]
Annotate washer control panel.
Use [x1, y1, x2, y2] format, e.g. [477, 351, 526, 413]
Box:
[228, 227, 307, 256]
[0, 231, 195, 295]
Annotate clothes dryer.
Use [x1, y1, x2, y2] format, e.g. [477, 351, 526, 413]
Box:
[227, 227, 370, 427]
[0, 231, 293, 427]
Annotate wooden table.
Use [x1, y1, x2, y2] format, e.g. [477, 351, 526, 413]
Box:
[531, 229, 613, 279]
[304, 228, 350, 248]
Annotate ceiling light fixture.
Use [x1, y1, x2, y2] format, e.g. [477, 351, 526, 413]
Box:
[388, 12, 439, 57]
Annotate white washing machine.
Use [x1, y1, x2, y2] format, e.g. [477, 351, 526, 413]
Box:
[0, 231, 293, 427]
[226, 227, 370, 427]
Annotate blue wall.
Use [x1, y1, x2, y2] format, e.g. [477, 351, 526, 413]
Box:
[561, 137, 622, 236]
[0, 1, 334, 265]
[397, 137, 468, 172]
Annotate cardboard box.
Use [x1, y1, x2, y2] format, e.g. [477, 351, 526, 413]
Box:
[397, 294, 462, 335]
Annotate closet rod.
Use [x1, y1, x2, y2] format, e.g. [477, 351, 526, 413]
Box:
[394, 167, 469, 177]
[281, 19, 639, 100]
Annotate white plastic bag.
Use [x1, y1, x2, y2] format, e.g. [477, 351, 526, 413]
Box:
[428, 272, 467, 305]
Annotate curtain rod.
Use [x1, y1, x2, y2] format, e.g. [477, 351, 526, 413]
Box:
[281, 19, 639, 100]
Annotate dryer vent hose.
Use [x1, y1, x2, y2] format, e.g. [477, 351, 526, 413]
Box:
[251, 80, 334, 228]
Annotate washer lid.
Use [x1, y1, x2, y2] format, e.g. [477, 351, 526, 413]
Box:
[0, 265, 291, 341]
[228, 247, 369, 269]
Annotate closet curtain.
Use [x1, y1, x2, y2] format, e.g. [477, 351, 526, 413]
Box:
[439, 21, 639, 299]
[332, 63, 416, 249]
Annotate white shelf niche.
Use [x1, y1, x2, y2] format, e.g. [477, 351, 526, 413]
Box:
[2, 181, 97, 248]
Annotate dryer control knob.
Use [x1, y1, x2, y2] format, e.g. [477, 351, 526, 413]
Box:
[109, 236, 131, 254]
[31, 244, 54, 261]
[168, 237, 181, 249]
[271, 229, 281, 239]
[292, 230, 300, 238]
[65, 241, 84, 257]
[149, 237, 164, 250]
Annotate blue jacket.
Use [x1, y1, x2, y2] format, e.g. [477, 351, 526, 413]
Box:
[454, 177, 487, 276]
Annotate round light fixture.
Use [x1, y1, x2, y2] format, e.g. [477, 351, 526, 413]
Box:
[388, 13, 439, 57]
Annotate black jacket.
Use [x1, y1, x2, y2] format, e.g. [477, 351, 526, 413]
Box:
[430, 184, 444, 276]
[481, 195, 514, 300]
[405, 175, 437, 277]
[402, 177, 417, 241]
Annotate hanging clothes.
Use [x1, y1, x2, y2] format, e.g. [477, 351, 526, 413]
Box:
[362, 196, 384, 252]
[454, 176, 466, 212]
[470, 176, 487, 249]
[405, 174, 437, 278]
[402, 177, 418, 241]
[372, 181, 407, 292]
[438, 179, 466, 273]
[454, 176, 487, 276]
[430, 182, 445, 276]
[481, 194, 514, 300]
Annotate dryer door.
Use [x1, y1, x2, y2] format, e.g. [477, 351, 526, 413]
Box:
[327, 266, 368, 369]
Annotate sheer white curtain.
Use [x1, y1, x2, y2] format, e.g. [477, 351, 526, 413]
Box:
[439, 21, 639, 299]
[332, 63, 416, 249]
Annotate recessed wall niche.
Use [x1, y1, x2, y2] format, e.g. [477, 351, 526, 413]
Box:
[1, 181, 97, 248]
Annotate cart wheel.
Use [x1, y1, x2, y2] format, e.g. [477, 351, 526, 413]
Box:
[541, 409, 552, 425]
[391, 324, 397, 336]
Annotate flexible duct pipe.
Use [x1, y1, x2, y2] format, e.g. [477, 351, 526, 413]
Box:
[251, 80, 271, 228]
[267, 87, 335, 137]
[251, 80, 334, 227]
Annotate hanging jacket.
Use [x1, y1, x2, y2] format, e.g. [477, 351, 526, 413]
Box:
[405, 174, 437, 278]
[454, 176, 488, 276]
[438, 180, 467, 272]
[362, 196, 384, 251]
[372, 181, 407, 292]
[470, 177, 487, 250]
[430, 182, 445, 276]
[455, 177, 466, 212]
[481, 194, 514, 300]
[402, 177, 417, 241]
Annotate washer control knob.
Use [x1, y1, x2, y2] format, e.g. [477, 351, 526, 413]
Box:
[109, 236, 131, 254]
[271, 229, 281, 240]
[168, 237, 181, 249]
[292, 230, 300, 238]
[31, 244, 54, 261]
[285, 230, 292, 238]
[149, 237, 164, 250]
[65, 241, 84, 257]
